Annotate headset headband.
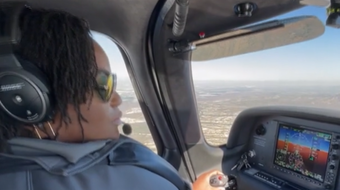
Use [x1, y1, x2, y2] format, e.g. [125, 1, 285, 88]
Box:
[0, 2, 27, 54]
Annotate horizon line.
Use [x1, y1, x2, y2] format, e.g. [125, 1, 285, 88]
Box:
[118, 78, 340, 82]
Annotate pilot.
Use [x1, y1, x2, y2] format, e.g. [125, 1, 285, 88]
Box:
[0, 7, 225, 190]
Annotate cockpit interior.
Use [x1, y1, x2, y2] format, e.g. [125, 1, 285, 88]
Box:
[0, 0, 339, 190]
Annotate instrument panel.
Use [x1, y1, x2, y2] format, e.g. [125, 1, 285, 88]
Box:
[245, 116, 340, 190]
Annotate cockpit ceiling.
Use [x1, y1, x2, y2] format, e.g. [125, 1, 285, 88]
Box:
[1, 0, 303, 49]
[2, 0, 158, 48]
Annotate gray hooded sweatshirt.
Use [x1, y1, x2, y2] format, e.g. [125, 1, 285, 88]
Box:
[0, 136, 190, 190]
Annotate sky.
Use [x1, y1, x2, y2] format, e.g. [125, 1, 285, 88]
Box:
[92, 6, 339, 81]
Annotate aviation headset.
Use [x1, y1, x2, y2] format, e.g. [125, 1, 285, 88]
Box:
[0, 2, 54, 124]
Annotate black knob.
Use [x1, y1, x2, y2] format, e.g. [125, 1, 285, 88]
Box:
[331, 155, 339, 160]
[234, 2, 257, 17]
[255, 125, 266, 136]
[332, 144, 340, 149]
[329, 165, 335, 169]
[325, 184, 332, 189]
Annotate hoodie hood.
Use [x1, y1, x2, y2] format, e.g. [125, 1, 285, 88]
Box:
[0, 137, 119, 176]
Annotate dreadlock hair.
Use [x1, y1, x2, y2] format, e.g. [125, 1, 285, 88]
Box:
[0, 8, 98, 150]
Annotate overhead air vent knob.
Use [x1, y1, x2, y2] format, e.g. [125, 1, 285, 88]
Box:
[255, 125, 266, 136]
[234, 2, 257, 17]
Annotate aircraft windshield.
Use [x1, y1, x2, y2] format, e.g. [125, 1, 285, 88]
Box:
[93, 6, 338, 151]
[191, 6, 339, 145]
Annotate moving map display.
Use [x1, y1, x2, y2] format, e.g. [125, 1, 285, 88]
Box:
[274, 124, 332, 182]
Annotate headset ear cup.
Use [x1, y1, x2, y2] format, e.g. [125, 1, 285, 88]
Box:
[0, 67, 54, 124]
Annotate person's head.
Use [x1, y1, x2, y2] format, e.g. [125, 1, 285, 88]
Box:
[0, 8, 122, 149]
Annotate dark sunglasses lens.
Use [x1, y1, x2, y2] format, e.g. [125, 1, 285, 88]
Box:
[96, 72, 116, 102]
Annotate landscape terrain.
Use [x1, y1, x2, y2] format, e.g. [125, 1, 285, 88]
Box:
[117, 79, 340, 152]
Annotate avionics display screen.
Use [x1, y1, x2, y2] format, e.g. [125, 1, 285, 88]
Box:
[274, 124, 332, 182]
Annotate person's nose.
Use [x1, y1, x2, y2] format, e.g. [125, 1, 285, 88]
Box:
[110, 90, 122, 107]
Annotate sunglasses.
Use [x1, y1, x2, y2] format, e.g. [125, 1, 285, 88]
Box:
[96, 71, 117, 102]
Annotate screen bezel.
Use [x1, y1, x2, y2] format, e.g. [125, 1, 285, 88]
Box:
[273, 123, 332, 183]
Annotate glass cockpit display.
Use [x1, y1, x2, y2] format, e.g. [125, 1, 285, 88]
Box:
[274, 124, 332, 182]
